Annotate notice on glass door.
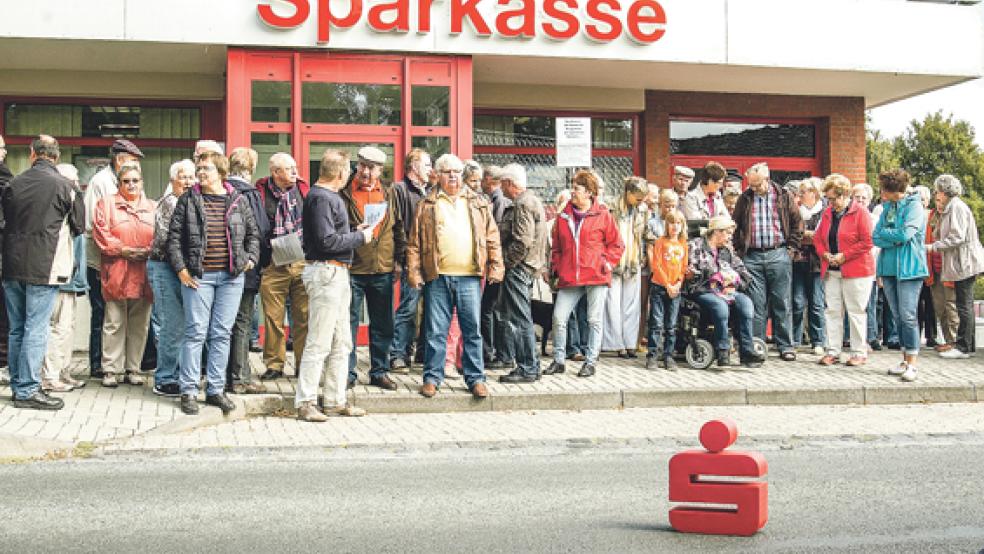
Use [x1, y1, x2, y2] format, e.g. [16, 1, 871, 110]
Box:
[556, 117, 592, 168]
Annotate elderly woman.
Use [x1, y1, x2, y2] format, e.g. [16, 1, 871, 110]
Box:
[547, 170, 624, 377]
[813, 175, 875, 366]
[687, 215, 760, 368]
[463, 160, 483, 193]
[167, 152, 259, 415]
[927, 174, 984, 359]
[146, 159, 194, 397]
[41, 164, 88, 393]
[602, 176, 648, 358]
[93, 163, 156, 388]
[924, 183, 960, 353]
[791, 177, 827, 355]
[873, 169, 928, 382]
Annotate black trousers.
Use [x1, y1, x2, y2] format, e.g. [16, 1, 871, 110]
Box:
[954, 276, 977, 353]
[480, 281, 504, 361]
[227, 289, 257, 386]
[87, 266, 105, 374]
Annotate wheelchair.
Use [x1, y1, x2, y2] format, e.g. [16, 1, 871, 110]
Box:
[675, 295, 767, 370]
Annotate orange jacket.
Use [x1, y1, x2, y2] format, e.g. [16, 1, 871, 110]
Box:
[650, 237, 688, 287]
[93, 194, 156, 302]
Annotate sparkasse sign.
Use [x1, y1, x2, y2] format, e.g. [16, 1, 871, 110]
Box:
[258, 0, 667, 45]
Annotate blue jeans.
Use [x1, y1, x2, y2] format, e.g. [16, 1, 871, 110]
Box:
[791, 264, 826, 347]
[348, 273, 394, 381]
[179, 271, 244, 396]
[551, 285, 606, 365]
[495, 267, 540, 377]
[566, 296, 589, 357]
[251, 295, 260, 342]
[744, 248, 794, 352]
[865, 281, 879, 343]
[881, 276, 922, 355]
[693, 291, 756, 356]
[422, 275, 484, 388]
[878, 286, 899, 344]
[3, 280, 58, 399]
[390, 272, 422, 364]
[86, 266, 104, 372]
[647, 284, 681, 359]
[148, 260, 183, 387]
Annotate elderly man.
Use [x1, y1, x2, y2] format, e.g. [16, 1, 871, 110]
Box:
[2, 136, 85, 410]
[340, 146, 405, 391]
[407, 154, 503, 399]
[683, 161, 728, 221]
[295, 150, 374, 422]
[495, 164, 547, 383]
[255, 152, 310, 381]
[732, 162, 804, 361]
[479, 164, 512, 368]
[225, 148, 269, 394]
[84, 139, 143, 379]
[389, 148, 432, 371]
[671, 166, 695, 197]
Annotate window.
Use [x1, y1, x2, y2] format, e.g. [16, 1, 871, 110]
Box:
[302, 83, 401, 125]
[670, 121, 816, 158]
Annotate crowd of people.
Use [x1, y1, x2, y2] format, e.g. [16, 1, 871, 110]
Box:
[1, 133, 982, 421]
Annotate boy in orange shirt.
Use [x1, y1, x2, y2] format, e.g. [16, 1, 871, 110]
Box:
[646, 211, 688, 370]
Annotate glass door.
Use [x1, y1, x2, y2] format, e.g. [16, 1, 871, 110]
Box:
[302, 132, 402, 184]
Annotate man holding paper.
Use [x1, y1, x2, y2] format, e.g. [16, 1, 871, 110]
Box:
[340, 146, 406, 391]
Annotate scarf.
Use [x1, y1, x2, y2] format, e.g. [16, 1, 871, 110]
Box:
[271, 185, 302, 239]
[799, 200, 824, 225]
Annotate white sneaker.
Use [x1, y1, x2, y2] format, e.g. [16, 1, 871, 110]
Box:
[812, 346, 825, 356]
[887, 361, 907, 376]
[900, 365, 917, 382]
[939, 349, 970, 359]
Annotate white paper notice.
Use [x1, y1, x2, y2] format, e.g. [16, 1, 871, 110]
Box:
[556, 117, 592, 168]
[363, 202, 388, 228]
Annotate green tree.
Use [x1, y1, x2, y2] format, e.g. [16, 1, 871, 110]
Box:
[865, 126, 900, 189]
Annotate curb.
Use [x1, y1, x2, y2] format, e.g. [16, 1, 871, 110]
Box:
[0, 433, 74, 460]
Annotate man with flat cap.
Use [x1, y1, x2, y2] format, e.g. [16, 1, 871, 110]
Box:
[84, 139, 144, 379]
[672, 165, 695, 198]
[340, 146, 406, 391]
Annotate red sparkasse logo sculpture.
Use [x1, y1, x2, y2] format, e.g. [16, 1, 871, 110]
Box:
[257, 0, 667, 45]
[668, 418, 768, 537]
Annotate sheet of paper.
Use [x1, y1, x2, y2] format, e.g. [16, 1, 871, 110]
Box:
[364, 202, 388, 228]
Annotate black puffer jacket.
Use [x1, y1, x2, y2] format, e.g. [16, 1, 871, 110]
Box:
[227, 176, 269, 291]
[166, 183, 259, 278]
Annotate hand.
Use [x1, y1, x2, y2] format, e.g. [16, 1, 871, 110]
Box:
[177, 269, 198, 289]
[925, 244, 934, 253]
[121, 246, 134, 260]
[393, 263, 403, 279]
[803, 230, 814, 239]
[360, 228, 373, 243]
[834, 253, 846, 266]
[245, 260, 255, 272]
[131, 248, 149, 261]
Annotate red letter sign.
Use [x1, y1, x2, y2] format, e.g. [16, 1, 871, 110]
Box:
[668, 419, 768, 537]
[258, 0, 311, 29]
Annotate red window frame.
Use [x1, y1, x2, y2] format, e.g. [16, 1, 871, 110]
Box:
[668, 115, 822, 186]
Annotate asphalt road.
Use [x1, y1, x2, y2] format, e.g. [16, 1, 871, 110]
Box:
[0, 442, 982, 553]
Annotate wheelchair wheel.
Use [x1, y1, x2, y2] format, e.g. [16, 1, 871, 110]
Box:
[685, 339, 715, 370]
[752, 338, 768, 358]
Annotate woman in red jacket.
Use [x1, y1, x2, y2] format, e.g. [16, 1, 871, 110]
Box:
[545, 170, 624, 378]
[93, 164, 156, 387]
[813, 174, 875, 366]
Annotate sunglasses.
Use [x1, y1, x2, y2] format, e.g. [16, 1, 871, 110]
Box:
[121, 178, 142, 185]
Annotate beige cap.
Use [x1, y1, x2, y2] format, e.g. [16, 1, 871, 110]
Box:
[707, 215, 736, 232]
[358, 146, 386, 165]
[673, 166, 695, 178]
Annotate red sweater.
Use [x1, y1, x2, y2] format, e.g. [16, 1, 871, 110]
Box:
[813, 201, 875, 279]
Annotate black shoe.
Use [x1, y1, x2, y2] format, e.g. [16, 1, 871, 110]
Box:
[347, 379, 356, 390]
[13, 391, 64, 411]
[259, 369, 284, 381]
[286, 340, 294, 352]
[663, 357, 678, 371]
[205, 393, 236, 414]
[885, 342, 901, 351]
[740, 352, 765, 368]
[369, 374, 398, 391]
[716, 350, 734, 368]
[249, 340, 262, 353]
[577, 363, 595, 377]
[180, 394, 199, 415]
[153, 383, 181, 398]
[542, 361, 566, 375]
[869, 340, 882, 351]
[499, 371, 537, 384]
[617, 350, 637, 359]
[90, 369, 105, 379]
[486, 359, 514, 370]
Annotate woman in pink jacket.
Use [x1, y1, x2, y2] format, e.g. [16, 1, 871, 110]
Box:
[93, 163, 157, 388]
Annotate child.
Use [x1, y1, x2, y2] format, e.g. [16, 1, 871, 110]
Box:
[646, 211, 689, 370]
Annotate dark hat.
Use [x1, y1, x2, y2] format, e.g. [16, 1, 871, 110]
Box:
[111, 139, 144, 159]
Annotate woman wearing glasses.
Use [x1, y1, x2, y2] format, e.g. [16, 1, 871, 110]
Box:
[166, 152, 259, 415]
[92, 163, 156, 388]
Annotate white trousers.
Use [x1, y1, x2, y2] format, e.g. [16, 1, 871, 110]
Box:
[602, 272, 641, 351]
[295, 264, 352, 409]
[42, 292, 78, 381]
[823, 272, 872, 357]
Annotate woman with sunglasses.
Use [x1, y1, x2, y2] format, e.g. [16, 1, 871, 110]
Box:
[92, 163, 156, 388]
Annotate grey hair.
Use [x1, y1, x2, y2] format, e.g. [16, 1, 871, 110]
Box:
[933, 174, 963, 198]
[31, 135, 60, 161]
[434, 153, 464, 173]
[912, 185, 932, 205]
[500, 163, 527, 188]
[798, 177, 823, 196]
[463, 159, 483, 182]
[116, 162, 142, 181]
[268, 152, 296, 172]
[55, 163, 79, 182]
[170, 159, 195, 181]
[852, 182, 873, 198]
[748, 162, 770, 177]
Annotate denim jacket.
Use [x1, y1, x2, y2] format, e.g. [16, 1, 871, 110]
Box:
[873, 192, 928, 281]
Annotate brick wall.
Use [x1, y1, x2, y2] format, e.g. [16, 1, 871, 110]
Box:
[644, 90, 866, 185]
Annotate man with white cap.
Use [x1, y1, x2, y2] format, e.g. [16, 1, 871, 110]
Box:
[495, 163, 547, 383]
[84, 139, 144, 379]
[255, 152, 310, 380]
[672, 166, 695, 197]
[340, 146, 405, 391]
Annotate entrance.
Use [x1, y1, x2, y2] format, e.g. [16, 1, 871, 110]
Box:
[301, 133, 402, 184]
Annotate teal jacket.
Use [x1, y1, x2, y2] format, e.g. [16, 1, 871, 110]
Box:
[872, 192, 928, 281]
